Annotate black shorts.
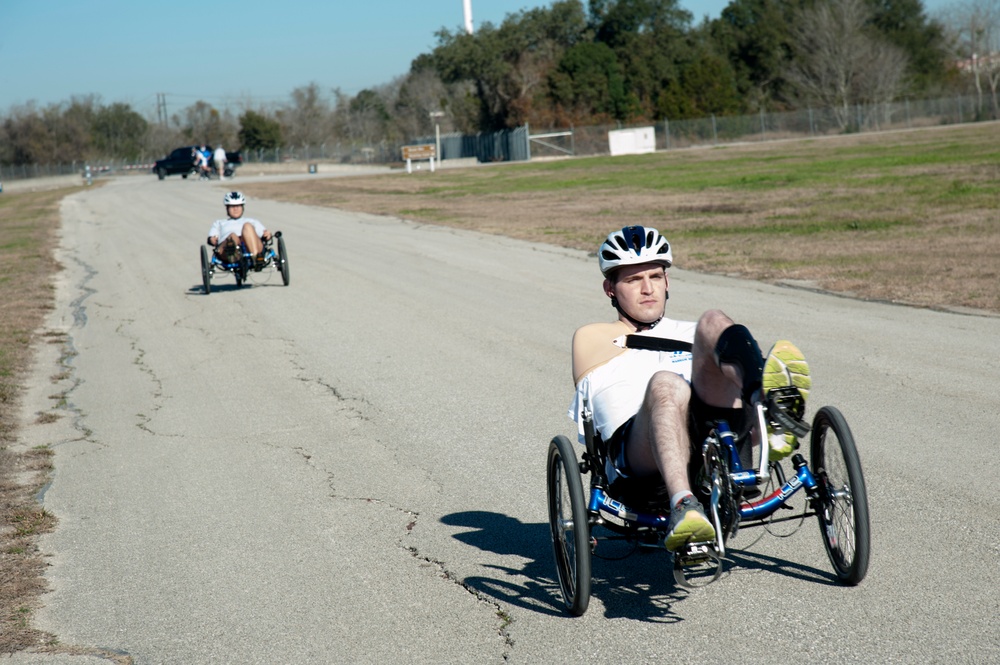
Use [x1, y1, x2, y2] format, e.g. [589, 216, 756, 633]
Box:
[605, 387, 747, 496]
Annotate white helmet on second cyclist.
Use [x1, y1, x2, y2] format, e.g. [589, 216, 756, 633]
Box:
[599, 225, 673, 277]
[223, 191, 246, 206]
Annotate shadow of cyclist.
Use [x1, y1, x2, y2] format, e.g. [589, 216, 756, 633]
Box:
[440, 510, 687, 622]
[724, 548, 845, 586]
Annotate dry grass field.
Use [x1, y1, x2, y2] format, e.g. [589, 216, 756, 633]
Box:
[243, 122, 1000, 315]
[0, 188, 64, 653]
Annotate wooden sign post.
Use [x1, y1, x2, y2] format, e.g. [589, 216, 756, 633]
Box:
[402, 144, 437, 173]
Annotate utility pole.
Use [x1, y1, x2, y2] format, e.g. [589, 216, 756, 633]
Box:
[156, 93, 168, 126]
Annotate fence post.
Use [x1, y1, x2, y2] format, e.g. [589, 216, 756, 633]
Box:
[711, 115, 717, 145]
[760, 108, 765, 140]
[664, 119, 670, 150]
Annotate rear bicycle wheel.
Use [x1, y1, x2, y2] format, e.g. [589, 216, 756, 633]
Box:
[547, 435, 591, 616]
[810, 406, 870, 585]
[200, 245, 212, 294]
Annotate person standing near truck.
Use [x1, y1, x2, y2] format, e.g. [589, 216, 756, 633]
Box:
[213, 144, 228, 180]
[196, 146, 211, 179]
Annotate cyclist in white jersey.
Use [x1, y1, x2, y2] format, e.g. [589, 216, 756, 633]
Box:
[207, 191, 270, 271]
[568, 225, 811, 551]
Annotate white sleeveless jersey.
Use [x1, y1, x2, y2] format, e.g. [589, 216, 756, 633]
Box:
[208, 216, 266, 241]
[568, 317, 696, 444]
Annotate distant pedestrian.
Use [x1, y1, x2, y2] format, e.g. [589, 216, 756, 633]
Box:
[196, 145, 211, 179]
[213, 145, 227, 180]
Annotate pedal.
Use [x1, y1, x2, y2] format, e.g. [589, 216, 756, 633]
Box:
[766, 387, 810, 439]
[676, 542, 713, 566]
[673, 542, 723, 589]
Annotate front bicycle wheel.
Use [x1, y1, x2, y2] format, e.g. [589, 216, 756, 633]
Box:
[547, 435, 591, 616]
[810, 406, 870, 585]
[277, 235, 290, 286]
[200, 245, 212, 294]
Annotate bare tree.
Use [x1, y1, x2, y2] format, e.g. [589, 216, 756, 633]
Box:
[394, 69, 450, 139]
[942, 0, 1000, 118]
[179, 101, 238, 147]
[279, 83, 332, 152]
[857, 38, 911, 128]
[786, 0, 908, 130]
[144, 121, 186, 159]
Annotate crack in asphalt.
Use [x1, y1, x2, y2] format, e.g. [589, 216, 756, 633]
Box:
[401, 544, 516, 658]
[298, 376, 370, 421]
[45, 252, 98, 451]
[114, 319, 174, 437]
[289, 446, 515, 660]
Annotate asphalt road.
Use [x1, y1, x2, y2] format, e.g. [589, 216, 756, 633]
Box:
[15, 174, 1000, 663]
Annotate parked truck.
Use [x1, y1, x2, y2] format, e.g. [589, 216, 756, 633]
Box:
[153, 146, 242, 180]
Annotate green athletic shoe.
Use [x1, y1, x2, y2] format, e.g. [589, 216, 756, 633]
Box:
[763, 340, 811, 461]
[664, 495, 716, 551]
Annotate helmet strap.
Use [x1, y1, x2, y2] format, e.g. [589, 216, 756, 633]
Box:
[611, 295, 666, 332]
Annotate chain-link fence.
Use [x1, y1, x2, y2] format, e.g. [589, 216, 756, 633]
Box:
[529, 94, 989, 159]
[0, 157, 162, 183]
[239, 143, 397, 165]
[3, 93, 992, 182]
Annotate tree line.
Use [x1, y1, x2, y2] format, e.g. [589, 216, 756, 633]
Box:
[2, 0, 997, 167]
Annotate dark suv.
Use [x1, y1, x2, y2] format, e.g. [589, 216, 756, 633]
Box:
[153, 146, 242, 180]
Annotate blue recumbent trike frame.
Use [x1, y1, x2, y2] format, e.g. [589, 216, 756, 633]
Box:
[546, 386, 870, 616]
[200, 231, 290, 294]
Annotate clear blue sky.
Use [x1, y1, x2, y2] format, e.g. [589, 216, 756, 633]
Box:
[0, 0, 956, 118]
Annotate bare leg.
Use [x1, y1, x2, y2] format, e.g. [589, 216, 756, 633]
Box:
[625, 370, 717, 549]
[623, 309, 752, 495]
[624, 371, 694, 497]
[241, 223, 262, 257]
[691, 309, 744, 409]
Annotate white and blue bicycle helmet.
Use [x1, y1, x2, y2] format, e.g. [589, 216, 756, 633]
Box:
[598, 225, 673, 276]
[223, 191, 246, 206]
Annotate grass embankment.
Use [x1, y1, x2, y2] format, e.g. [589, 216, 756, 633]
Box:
[243, 122, 1000, 313]
[0, 188, 64, 653]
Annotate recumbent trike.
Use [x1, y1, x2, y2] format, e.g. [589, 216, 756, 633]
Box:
[546, 365, 870, 616]
[200, 231, 289, 294]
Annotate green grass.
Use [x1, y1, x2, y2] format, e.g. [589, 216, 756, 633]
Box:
[243, 121, 1000, 313]
[408, 132, 1000, 198]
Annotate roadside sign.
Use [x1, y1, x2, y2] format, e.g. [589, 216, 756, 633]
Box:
[402, 144, 436, 161]
[402, 144, 437, 173]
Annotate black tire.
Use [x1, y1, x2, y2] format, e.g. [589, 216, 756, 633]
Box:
[547, 435, 591, 616]
[200, 245, 212, 294]
[277, 235, 290, 286]
[810, 406, 870, 585]
[156, 167, 166, 180]
[235, 258, 245, 287]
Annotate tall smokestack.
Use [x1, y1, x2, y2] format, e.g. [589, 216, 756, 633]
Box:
[463, 0, 474, 34]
